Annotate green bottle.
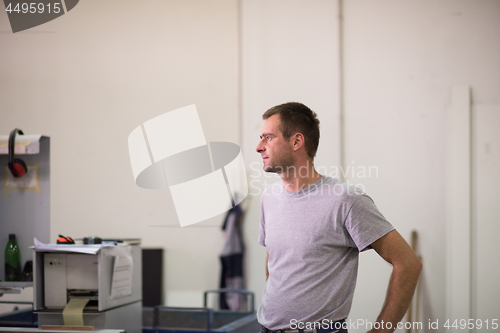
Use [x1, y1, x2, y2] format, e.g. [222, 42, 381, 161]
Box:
[5, 234, 22, 281]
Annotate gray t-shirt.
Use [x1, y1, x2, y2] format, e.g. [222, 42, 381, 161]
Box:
[257, 176, 394, 329]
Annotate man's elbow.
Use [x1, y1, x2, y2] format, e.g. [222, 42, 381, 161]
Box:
[394, 253, 422, 278]
[407, 254, 423, 278]
[414, 256, 423, 276]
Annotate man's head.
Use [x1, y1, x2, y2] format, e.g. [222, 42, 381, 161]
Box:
[262, 102, 320, 159]
[256, 102, 320, 173]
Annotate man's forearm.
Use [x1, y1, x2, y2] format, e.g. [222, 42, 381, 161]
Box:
[371, 258, 422, 332]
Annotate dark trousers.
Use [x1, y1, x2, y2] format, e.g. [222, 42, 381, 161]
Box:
[261, 319, 348, 333]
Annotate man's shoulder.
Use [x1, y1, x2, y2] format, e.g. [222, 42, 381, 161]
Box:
[259, 176, 365, 204]
[317, 176, 364, 201]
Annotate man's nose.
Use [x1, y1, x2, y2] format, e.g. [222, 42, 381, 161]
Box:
[256, 139, 265, 153]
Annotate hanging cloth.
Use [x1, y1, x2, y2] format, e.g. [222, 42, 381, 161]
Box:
[219, 205, 246, 311]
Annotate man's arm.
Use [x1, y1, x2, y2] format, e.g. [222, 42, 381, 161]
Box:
[369, 229, 422, 333]
[266, 252, 269, 280]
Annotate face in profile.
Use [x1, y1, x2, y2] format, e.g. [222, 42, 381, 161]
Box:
[256, 115, 295, 174]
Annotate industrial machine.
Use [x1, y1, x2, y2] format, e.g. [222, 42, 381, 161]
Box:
[32, 244, 142, 333]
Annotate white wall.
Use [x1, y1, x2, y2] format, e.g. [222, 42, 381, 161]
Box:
[1, 0, 499, 328]
[0, 0, 239, 306]
[343, 1, 500, 331]
[241, 0, 500, 332]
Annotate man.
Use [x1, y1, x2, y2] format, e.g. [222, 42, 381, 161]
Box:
[255, 102, 422, 333]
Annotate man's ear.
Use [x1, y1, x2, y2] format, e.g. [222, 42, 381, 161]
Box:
[292, 133, 305, 151]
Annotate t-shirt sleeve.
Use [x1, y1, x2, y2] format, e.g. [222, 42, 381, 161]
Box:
[344, 194, 394, 252]
[258, 198, 266, 247]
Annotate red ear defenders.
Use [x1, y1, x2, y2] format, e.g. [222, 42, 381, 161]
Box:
[8, 128, 28, 178]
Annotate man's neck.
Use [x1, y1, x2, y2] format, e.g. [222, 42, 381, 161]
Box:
[280, 161, 322, 192]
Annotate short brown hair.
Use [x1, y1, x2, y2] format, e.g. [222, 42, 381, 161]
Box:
[263, 102, 320, 158]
